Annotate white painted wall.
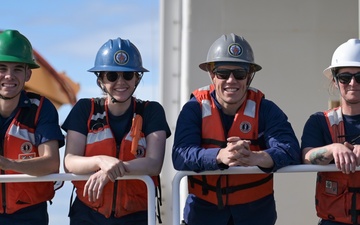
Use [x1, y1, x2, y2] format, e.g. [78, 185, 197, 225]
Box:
[160, 0, 358, 224]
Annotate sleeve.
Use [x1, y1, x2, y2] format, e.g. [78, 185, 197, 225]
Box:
[61, 99, 92, 136]
[172, 98, 222, 172]
[300, 112, 332, 150]
[259, 99, 301, 172]
[142, 101, 171, 138]
[35, 97, 65, 148]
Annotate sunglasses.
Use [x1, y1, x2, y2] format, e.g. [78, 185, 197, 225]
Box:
[104, 71, 137, 82]
[212, 68, 248, 80]
[336, 72, 360, 84]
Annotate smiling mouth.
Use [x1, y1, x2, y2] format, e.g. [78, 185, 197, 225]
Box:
[114, 87, 128, 92]
[224, 88, 239, 92]
[2, 83, 16, 88]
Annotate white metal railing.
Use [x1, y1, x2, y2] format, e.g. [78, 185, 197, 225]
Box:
[0, 173, 156, 225]
[172, 164, 360, 225]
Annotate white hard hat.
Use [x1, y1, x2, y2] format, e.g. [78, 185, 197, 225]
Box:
[324, 39, 360, 79]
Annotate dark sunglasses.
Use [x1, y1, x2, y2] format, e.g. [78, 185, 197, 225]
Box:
[104, 71, 137, 82]
[336, 72, 360, 84]
[212, 68, 248, 80]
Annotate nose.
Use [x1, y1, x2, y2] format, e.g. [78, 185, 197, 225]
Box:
[349, 76, 358, 85]
[227, 73, 237, 81]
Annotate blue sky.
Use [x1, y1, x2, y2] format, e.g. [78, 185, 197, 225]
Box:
[3, 1, 160, 224]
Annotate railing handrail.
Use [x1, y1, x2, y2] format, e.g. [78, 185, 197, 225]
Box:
[0, 173, 156, 225]
[172, 164, 360, 225]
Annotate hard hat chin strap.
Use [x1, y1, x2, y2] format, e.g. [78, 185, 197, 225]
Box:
[247, 72, 256, 87]
[237, 72, 256, 105]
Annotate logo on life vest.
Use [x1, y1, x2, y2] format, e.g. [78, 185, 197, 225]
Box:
[21, 142, 33, 153]
[228, 43, 243, 57]
[325, 180, 338, 195]
[114, 50, 129, 65]
[134, 145, 145, 158]
[240, 121, 252, 133]
[19, 142, 36, 159]
[91, 122, 105, 133]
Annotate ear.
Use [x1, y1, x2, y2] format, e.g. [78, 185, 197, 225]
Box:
[209, 72, 215, 82]
[208, 68, 215, 77]
[97, 78, 104, 89]
[135, 73, 143, 87]
[25, 70, 32, 82]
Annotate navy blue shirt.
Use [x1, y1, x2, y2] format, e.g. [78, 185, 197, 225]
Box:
[0, 91, 64, 148]
[172, 90, 301, 172]
[301, 111, 360, 149]
[172, 89, 300, 225]
[62, 98, 171, 143]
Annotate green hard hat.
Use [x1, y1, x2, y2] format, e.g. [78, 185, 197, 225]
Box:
[0, 30, 40, 69]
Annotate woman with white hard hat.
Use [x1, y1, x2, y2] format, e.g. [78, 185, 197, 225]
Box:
[302, 38, 360, 225]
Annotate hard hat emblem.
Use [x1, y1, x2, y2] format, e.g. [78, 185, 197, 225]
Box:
[228, 43, 243, 57]
[114, 50, 129, 65]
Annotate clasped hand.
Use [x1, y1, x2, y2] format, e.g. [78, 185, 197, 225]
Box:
[217, 136, 257, 167]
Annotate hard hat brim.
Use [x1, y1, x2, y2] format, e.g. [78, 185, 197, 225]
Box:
[323, 62, 360, 79]
[199, 60, 262, 72]
[0, 55, 40, 69]
[88, 65, 149, 73]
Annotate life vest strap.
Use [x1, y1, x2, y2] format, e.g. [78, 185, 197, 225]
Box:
[348, 187, 360, 225]
[202, 138, 226, 148]
[155, 175, 162, 223]
[188, 174, 273, 208]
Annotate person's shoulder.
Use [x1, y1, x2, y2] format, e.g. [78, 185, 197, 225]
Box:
[144, 100, 161, 106]
[26, 93, 57, 111]
[307, 111, 326, 120]
[311, 111, 325, 116]
[259, 98, 281, 110]
[140, 100, 164, 111]
[77, 98, 93, 103]
[74, 98, 93, 106]
[67, 98, 94, 114]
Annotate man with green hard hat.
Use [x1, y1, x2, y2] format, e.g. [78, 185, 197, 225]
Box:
[0, 29, 64, 225]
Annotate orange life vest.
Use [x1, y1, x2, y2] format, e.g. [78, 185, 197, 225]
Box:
[188, 85, 273, 208]
[316, 107, 360, 224]
[72, 97, 159, 218]
[0, 92, 55, 214]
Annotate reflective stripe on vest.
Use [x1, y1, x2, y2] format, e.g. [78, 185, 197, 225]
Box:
[324, 107, 345, 143]
[73, 97, 152, 218]
[189, 85, 273, 207]
[0, 92, 54, 214]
